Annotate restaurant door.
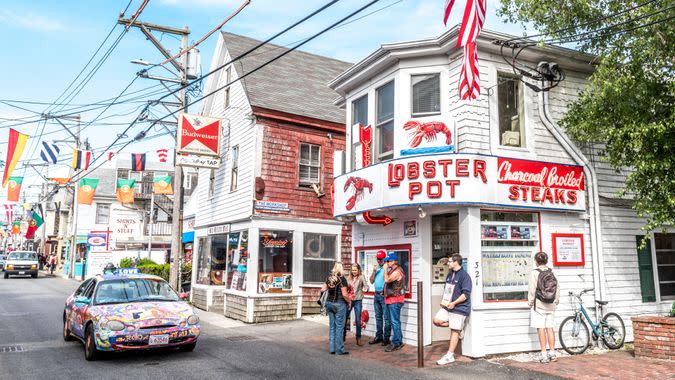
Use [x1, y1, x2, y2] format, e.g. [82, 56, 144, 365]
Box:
[431, 213, 459, 342]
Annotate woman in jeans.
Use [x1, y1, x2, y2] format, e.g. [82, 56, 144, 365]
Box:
[345, 263, 368, 346]
[322, 262, 351, 355]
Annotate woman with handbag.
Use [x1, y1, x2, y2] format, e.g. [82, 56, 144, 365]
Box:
[344, 263, 368, 346]
[321, 262, 351, 355]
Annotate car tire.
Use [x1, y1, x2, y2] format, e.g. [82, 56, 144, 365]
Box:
[3, 273, 8, 279]
[179, 342, 197, 352]
[31, 273, 38, 279]
[63, 315, 74, 342]
[84, 324, 100, 361]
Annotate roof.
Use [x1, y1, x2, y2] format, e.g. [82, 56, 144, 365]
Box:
[220, 32, 352, 124]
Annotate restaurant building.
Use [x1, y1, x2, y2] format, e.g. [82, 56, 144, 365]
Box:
[329, 27, 673, 356]
[191, 32, 352, 321]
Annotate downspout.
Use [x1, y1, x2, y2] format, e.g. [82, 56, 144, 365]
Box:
[537, 85, 607, 318]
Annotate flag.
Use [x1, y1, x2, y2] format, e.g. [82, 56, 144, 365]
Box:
[33, 211, 44, 228]
[4, 204, 13, 223]
[54, 201, 61, 213]
[50, 177, 70, 185]
[26, 219, 37, 239]
[153, 175, 173, 195]
[459, 42, 480, 100]
[78, 178, 99, 205]
[72, 149, 91, 170]
[443, 0, 456, 25]
[156, 149, 168, 163]
[107, 151, 115, 161]
[7, 176, 23, 202]
[456, 0, 486, 48]
[40, 141, 60, 164]
[2, 128, 29, 188]
[131, 153, 146, 171]
[116, 179, 136, 204]
[11, 221, 20, 235]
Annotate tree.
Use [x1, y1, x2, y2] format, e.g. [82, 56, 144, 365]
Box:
[498, 0, 675, 233]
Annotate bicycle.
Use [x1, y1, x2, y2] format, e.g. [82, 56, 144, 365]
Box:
[558, 288, 626, 355]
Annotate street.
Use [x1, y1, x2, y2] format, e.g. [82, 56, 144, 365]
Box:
[0, 275, 558, 380]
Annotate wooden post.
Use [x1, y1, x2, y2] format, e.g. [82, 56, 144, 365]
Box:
[417, 280, 424, 368]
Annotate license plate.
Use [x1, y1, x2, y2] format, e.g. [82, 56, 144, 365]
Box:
[148, 334, 169, 345]
[18, 271, 25, 275]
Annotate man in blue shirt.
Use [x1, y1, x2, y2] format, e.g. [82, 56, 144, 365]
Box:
[433, 253, 472, 365]
[368, 250, 391, 345]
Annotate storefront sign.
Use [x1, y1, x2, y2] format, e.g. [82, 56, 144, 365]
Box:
[87, 232, 108, 252]
[261, 236, 289, 249]
[254, 201, 290, 213]
[333, 153, 586, 216]
[110, 210, 142, 239]
[176, 154, 221, 169]
[481, 252, 532, 295]
[85, 251, 114, 278]
[552, 233, 585, 266]
[207, 224, 231, 235]
[177, 113, 222, 157]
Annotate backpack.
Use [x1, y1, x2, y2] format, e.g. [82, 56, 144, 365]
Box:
[535, 268, 558, 304]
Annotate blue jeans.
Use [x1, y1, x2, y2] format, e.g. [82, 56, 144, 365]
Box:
[351, 300, 363, 338]
[373, 293, 391, 342]
[326, 300, 347, 354]
[387, 302, 404, 346]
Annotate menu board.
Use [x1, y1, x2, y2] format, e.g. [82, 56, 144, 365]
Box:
[481, 251, 532, 293]
[552, 233, 585, 266]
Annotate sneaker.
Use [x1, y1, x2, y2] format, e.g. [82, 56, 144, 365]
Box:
[437, 353, 455, 365]
[368, 338, 383, 345]
[548, 352, 557, 362]
[381, 340, 391, 346]
[539, 352, 550, 363]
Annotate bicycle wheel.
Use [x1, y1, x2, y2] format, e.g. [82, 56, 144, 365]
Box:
[601, 312, 625, 350]
[559, 315, 590, 355]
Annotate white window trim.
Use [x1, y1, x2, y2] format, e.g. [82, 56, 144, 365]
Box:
[230, 145, 239, 192]
[299, 143, 321, 185]
[410, 73, 441, 118]
[302, 233, 339, 285]
[375, 80, 395, 162]
[650, 230, 675, 302]
[95, 203, 111, 225]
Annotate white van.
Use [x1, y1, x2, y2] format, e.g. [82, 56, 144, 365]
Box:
[4, 251, 39, 278]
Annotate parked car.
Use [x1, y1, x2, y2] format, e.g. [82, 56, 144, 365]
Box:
[62, 269, 200, 361]
[4, 251, 38, 278]
[0, 254, 7, 271]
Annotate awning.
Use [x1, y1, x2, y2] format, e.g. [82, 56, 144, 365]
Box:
[182, 231, 194, 243]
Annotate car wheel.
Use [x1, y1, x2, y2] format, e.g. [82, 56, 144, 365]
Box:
[84, 324, 100, 361]
[63, 315, 74, 342]
[179, 342, 197, 352]
[3, 273, 8, 279]
[31, 273, 38, 279]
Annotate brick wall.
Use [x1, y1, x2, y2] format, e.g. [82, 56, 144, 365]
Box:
[341, 223, 352, 268]
[632, 316, 675, 360]
[259, 119, 345, 220]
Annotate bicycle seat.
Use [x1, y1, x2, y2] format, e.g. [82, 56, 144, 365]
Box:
[595, 300, 609, 305]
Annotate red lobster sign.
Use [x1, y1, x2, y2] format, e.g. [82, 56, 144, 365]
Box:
[359, 124, 372, 167]
[403, 120, 452, 148]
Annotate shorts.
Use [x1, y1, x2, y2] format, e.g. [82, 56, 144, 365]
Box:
[434, 308, 467, 331]
[530, 309, 555, 329]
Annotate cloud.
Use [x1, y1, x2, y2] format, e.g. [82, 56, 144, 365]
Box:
[0, 10, 67, 32]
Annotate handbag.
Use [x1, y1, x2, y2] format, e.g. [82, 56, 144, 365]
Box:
[317, 290, 328, 315]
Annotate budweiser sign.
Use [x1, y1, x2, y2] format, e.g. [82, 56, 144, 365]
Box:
[177, 113, 222, 157]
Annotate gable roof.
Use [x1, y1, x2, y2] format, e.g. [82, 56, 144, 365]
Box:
[220, 32, 352, 124]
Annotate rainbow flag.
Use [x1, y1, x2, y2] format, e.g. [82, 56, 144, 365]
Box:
[2, 129, 28, 188]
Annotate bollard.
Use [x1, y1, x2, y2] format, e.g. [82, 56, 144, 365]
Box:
[417, 280, 424, 368]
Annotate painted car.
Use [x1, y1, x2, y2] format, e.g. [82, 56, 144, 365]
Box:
[63, 271, 200, 361]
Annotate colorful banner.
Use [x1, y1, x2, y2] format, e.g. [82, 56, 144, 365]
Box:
[131, 153, 146, 172]
[78, 178, 99, 205]
[25, 219, 37, 239]
[2, 129, 29, 188]
[153, 175, 173, 195]
[7, 176, 23, 202]
[11, 221, 20, 235]
[72, 149, 91, 170]
[33, 211, 44, 228]
[116, 179, 136, 204]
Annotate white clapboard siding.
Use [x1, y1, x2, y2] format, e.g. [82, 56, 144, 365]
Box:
[195, 36, 255, 229]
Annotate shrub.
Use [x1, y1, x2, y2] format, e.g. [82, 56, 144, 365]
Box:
[138, 263, 170, 281]
[138, 258, 157, 266]
[119, 258, 134, 268]
[181, 263, 192, 283]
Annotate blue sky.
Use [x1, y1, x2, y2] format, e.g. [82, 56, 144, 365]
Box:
[0, 0, 531, 200]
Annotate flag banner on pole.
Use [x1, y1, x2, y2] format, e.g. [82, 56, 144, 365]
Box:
[2, 128, 29, 188]
[32, 210, 44, 228]
[78, 178, 99, 205]
[11, 221, 20, 235]
[7, 176, 23, 202]
[153, 175, 173, 195]
[40, 141, 60, 164]
[116, 179, 136, 204]
[456, 0, 486, 48]
[4, 204, 13, 223]
[156, 149, 168, 163]
[443, 0, 456, 25]
[107, 152, 115, 161]
[50, 177, 70, 185]
[72, 149, 91, 170]
[131, 153, 146, 171]
[459, 42, 480, 100]
[26, 219, 37, 239]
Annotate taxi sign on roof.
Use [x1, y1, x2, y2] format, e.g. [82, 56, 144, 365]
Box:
[114, 268, 141, 275]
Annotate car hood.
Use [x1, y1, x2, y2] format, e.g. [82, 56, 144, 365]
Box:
[90, 301, 195, 326]
[5, 259, 37, 264]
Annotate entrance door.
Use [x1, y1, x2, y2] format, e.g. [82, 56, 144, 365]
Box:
[430, 213, 459, 342]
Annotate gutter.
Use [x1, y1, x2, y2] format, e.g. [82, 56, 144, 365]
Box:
[537, 85, 607, 318]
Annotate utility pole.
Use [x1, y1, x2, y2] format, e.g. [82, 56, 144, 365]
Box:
[119, 18, 189, 291]
[147, 192, 154, 256]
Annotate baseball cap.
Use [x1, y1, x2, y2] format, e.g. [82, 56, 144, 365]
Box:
[384, 252, 398, 262]
[375, 250, 387, 260]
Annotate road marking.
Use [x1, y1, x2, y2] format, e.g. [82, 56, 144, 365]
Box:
[0, 345, 25, 353]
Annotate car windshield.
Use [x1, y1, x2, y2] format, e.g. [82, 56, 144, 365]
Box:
[93, 278, 179, 305]
[8, 252, 37, 261]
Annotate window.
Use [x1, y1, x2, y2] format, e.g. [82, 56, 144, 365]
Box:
[117, 169, 129, 180]
[208, 169, 215, 198]
[376, 81, 395, 161]
[655, 233, 675, 299]
[230, 145, 239, 191]
[357, 244, 412, 298]
[480, 211, 539, 302]
[497, 74, 525, 147]
[258, 231, 293, 293]
[412, 74, 440, 116]
[636, 236, 656, 302]
[303, 233, 337, 283]
[299, 143, 320, 186]
[351, 95, 368, 168]
[224, 67, 231, 108]
[129, 171, 142, 194]
[225, 231, 249, 290]
[195, 235, 228, 285]
[95, 203, 110, 225]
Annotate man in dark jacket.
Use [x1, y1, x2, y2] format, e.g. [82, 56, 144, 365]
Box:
[433, 253, 472, 365]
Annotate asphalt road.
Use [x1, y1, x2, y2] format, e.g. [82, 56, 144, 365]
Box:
[0, 275, 559, 380]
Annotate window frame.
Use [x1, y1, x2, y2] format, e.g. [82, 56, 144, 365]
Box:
[496, 73, 526, 148]
[230, 145, 239, 192]
[354, 243, 413, 299]
[351, 94, 369, 169]
[298, 143, 321, 186]
[653, 232, 675, 301]
[95, 203, 110, 225]
[224, 67, 231, 109]
[302, 233, 338, 284]
[207, 169, 215, 198]
[411, 73, 441, 117]
[375, 80, 395, 162]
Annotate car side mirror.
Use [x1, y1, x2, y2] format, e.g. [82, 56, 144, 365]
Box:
[74, 296, 91, 305]
[179, 292, 189, 300]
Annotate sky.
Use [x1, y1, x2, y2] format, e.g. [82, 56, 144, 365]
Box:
[0, 0, 532, 202]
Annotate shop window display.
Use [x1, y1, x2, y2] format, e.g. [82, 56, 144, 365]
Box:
[480, 211, 539, 302]
[226, 231, 249, 291]
[194, 234, 231, 286]
[258, 231, 293, 293]
[356, 244, 412, 298]
[303, 233, 337, 283]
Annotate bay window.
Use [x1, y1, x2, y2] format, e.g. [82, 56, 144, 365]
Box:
[376, 81, 395, 162]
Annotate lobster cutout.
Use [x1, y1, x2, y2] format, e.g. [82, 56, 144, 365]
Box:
[344, 176, 372, 211]
[403, 120, 452, 148]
